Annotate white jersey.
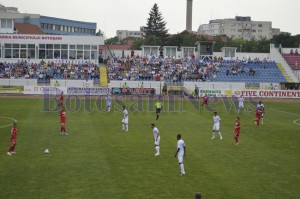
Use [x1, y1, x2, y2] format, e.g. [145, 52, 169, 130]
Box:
[257, 103, 264, 110]
[177, 139, 185, 156]
[238, 96, 244, 108]
[122, 109, 129, 124]
[213, 115, 221, 124]
[123, 109, 128, 118]
[213, 115, 221, 130]
[106, 96, 111, 106]
[238, 96, 244, 103]
[153, 127, 160, 140]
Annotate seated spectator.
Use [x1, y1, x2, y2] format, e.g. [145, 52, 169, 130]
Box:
[226, 69, 230, 77]
[295, 49, 299, 55]
[249, 68, 256, 76]
[290, 49, 294, 55]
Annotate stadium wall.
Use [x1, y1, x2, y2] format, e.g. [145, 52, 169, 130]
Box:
[50, 80, 93, 88]
[103, 50, 269, 60]
[213, 52, 270, 60]
[0, 79, 37, 86]
[0, 79, 299, 98]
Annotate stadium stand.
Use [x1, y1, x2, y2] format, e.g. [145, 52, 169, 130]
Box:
[0, 60, 100, 84]
[106, 56, 287, 84]
[282, 54, 300, 70]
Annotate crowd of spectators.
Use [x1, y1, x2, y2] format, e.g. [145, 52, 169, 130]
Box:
[107, 55, 274, 82]
[0, 55, 276, 83]
[0, 60, 100, 82]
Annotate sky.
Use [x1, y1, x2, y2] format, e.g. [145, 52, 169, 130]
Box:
[1, 0, 300, 38]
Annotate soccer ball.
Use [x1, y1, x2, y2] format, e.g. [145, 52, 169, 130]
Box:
[44, 149, 49, 154]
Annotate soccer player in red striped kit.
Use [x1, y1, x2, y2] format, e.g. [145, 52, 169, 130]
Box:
[60, 106, 68, 135]
[7, 122, 18, 156]
[233, 117, 241, 145]
[58, 91, 64, 107]
[254, 108, 262, 127]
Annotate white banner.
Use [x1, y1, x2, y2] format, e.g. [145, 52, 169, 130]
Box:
[236, 90, 300, 98]
[67, 87, 111, 96]
[24, 86, 67, 95]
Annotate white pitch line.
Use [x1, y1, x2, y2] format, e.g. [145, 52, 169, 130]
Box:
[0, 116, 17, 129]
[293, 119, 300, 126]
[270, 108, 300, 126]
[270, 108, 300, 117]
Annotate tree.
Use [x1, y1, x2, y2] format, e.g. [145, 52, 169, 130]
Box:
[105, 36, 119, 44]
[145, 3, 168, 39]
[96, 29, 104, 36]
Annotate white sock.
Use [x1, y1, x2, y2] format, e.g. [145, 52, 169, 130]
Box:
[122, 124, 125, 130]
[219, 132, 222, 138]
[180, 163, 185, 174]
[212, 132, 215, 137]
[155, 146, 160, 154]
[125, 124, 128, 131]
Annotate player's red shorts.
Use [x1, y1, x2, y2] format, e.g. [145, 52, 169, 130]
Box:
[60, 119, 66, 126]
[11, 139, 16, 145]
[234, 130, 240, 137]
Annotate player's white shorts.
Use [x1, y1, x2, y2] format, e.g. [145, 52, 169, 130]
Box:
[239, 102, 244, 108]
[122, 118, 128, 124]
[213, 123, 220, 131]
[178, 154, 184, 163]
[154, 136, 160, 145]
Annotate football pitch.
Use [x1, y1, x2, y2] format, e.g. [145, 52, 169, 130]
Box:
[0, 96, 299, 199]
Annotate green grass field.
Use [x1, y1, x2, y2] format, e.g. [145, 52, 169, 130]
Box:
[0, 96, 299, 199]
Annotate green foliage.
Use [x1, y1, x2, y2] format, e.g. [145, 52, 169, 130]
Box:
[271, 33, 300, 48]
[145, 3, 168, 40]
[105, 36, 119, 44]
[131, 38, 145, 50]
[95, 29, 104, 36]
[214, 37, 270, 53]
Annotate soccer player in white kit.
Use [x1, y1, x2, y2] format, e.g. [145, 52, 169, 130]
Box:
[256, 101, 265, 124]
[237, 95, 244, 113]
[106, 94, 112, 112]
[175, 134, 186, 176]
[151, 123, 160, 156]
[212, 112, 222, 140]
[122, 106, 128, 132]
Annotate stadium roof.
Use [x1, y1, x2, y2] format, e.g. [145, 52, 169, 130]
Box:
[14, 22, 44, 34]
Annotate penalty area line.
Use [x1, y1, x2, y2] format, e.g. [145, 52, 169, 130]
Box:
[0, 116, 17, 129]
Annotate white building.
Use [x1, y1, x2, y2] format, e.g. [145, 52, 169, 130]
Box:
[0, 34, 104, 63]
[0, 4, 19, 13]
[198, 16, 280, 40]
[116, 27, 145, 40]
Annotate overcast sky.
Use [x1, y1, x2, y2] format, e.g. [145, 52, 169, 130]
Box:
[2, 0, 300, 38]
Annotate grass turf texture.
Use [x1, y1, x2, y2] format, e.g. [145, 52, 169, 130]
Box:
[0, 97, 299, 199]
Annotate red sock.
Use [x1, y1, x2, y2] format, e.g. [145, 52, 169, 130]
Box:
[9, 146, 13, 153]
[61, 127, 63, 132]
[235, 137, 239, 143]
[12, 145, 16, 152]
[63, 127, 66, 133]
